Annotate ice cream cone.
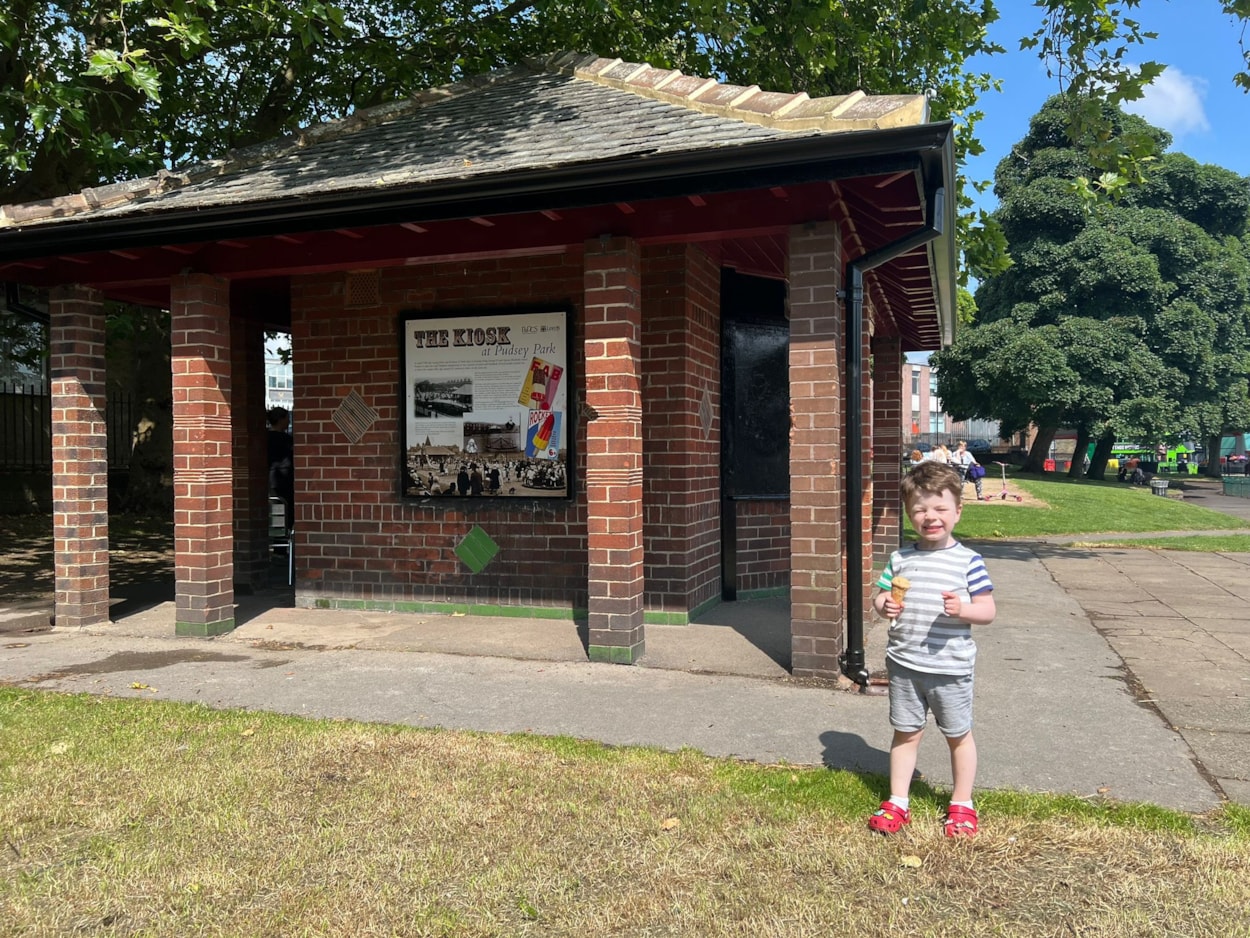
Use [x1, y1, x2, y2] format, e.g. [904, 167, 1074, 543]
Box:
[889, 575, 911, 611]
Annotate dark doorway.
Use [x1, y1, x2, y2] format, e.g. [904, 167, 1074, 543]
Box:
[720, 269, 789, 602]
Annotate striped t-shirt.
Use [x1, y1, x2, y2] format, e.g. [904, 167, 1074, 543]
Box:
[876, 541, 993, 676]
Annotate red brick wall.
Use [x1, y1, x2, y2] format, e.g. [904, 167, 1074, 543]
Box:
[732, 500, 790, 594]
[287, 246, 745, 622]
[642, 244, 722, 614]
[872, 334, 904, 570]
[290, 252, 591, 610]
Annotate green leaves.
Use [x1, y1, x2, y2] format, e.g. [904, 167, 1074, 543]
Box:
[954, 91, 1250, 451]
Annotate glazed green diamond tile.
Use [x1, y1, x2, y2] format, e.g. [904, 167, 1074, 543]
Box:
[454, 525, 499, 573]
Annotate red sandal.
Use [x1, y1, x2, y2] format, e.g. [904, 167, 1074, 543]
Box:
[868, 801, 911, 834]
[943, 804, 978, 838]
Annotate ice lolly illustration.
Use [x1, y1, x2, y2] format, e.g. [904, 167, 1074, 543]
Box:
[519, 357, 552, 408]
[533, 412, 555, 451]
[889, 575, 911, 611]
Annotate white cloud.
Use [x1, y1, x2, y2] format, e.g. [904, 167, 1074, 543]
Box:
[1122, 66, 1210, 137]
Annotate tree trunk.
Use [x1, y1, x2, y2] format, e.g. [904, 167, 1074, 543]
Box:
[1022, 425, 1057, 473]
[1087, 434, 1115, 481]
[1066, 425, 1090, 478]
[1204, 433, 1223, 478]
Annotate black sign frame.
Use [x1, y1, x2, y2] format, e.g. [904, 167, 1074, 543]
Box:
[399, 306, 574, 501]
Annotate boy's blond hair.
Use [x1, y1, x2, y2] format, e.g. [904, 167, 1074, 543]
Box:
[900, 461, 963, 506]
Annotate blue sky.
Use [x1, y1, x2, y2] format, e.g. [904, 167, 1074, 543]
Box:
[963, 1, 1250, 210]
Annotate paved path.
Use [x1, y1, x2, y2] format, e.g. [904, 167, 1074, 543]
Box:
[1033, 544, 1250, 804]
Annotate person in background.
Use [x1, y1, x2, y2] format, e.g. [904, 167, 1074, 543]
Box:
[950, 440, 984, 500]
[267, 407, 295, 530]
[908, 449, 926, 470]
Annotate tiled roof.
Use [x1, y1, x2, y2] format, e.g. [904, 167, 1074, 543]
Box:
[0, 52, 929, 230]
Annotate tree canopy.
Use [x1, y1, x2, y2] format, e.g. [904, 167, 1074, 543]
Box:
[0, 1, 999, 200]
[934, 95, 1250, 475]
[2, 2, 1249, 279]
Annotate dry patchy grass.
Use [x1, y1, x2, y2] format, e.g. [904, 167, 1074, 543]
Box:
[1, 690, 1247, 937]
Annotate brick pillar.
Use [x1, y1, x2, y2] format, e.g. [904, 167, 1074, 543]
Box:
[641, 244, 721, 618]
[171, 274, 235, 635]
[788, 222, 843, 677]
[231, 316, 271, 590]
[585, 236, 645, 663]
[49, 284, 109, 628]
[872, 335, 904, 569]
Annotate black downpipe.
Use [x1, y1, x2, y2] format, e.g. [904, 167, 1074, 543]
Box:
[838, 184, 946, 688]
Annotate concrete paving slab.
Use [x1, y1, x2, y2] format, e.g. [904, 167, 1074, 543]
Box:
[636, 622, 790, 680]
[1093, 616, 1215, 636]
[1151, 695, 1250, 734]
[0, 605, 52, 633]
[1191, 618, 1250, 639]
[1102, 631, 1239, 668]
[1220, 778, 1250, 804]
[1036, 547, 1249, 806]
[1180, 731, 1250, 783]
[1078, 599, 1179, 619]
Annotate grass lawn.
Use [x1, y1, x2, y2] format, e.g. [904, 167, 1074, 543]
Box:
[1, 690, 1247, 937]
[942, 474, 1250, 540]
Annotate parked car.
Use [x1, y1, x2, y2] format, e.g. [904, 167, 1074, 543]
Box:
[966, 439, 992, 452]
[903, 442, 933, 459]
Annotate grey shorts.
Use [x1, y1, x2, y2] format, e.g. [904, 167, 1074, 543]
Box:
[887, 659, 974, 738]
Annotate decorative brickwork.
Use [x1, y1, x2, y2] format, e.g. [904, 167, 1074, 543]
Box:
[171, 274, 235, 635]
[641, 244, 721, 618]
[231, 316, 272, 590]
[584, 237, 645, 663]
[787, 222, 844, 677]
[49, 284, 109, 628]
[871, 335, 904, 570]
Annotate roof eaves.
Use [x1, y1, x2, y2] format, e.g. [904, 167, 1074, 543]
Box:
[0, 122, 952, 264]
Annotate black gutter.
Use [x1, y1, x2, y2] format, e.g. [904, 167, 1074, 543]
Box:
[838, 165, 953, 689]
[0, 122, 952, 264]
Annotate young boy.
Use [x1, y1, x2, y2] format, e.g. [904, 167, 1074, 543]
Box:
[869, 461, 996, 837]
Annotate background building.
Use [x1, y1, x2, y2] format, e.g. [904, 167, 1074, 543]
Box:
[902, 355, 1002, 450]
[264, 334, 293, 412]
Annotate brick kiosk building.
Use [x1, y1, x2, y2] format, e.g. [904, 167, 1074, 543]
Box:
[0, 53, 955, 679]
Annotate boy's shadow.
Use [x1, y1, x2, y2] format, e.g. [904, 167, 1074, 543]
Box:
[819, 730, 941, 800]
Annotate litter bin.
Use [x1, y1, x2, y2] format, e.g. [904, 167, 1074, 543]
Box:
[1149, 478, 1169, 497]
